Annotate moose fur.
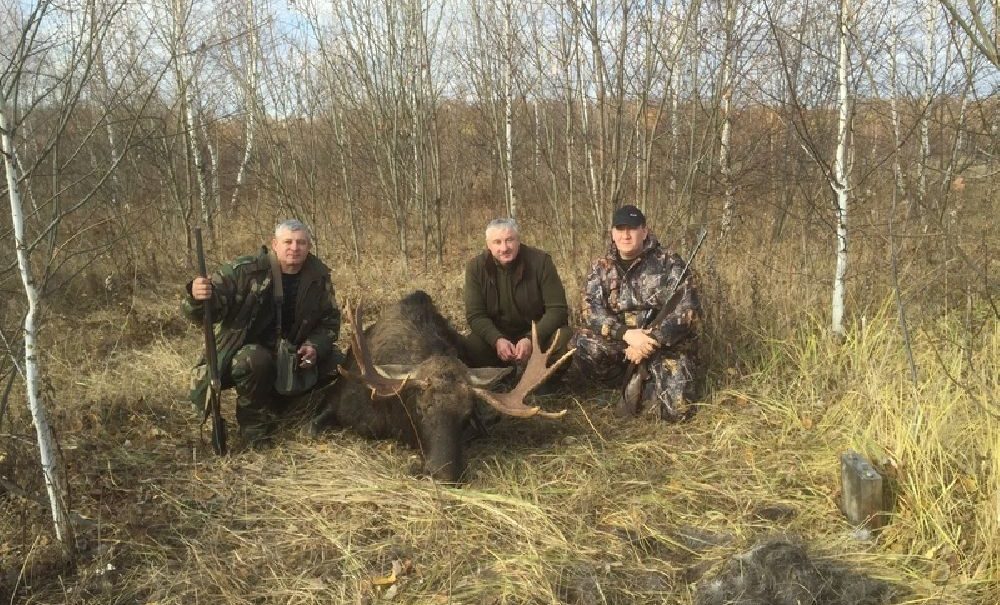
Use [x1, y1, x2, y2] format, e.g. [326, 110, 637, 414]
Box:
[695, 540, 903, 605]
[311, 290, 524, 482]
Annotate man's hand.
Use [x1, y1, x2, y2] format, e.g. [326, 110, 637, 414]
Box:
[297, 342, 318, 368]
[513, 337, 532, 362]
[495, 338, 517, 362]
[624, 345, 648, 363]
[191, 276, 213, 301]
[622, 328, 658, 362]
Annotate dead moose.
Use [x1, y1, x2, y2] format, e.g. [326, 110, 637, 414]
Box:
[310, 290, 573, 482]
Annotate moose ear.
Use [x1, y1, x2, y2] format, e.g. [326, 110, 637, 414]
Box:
[375, 364, 418, 379]
[466, 366, 513, 387]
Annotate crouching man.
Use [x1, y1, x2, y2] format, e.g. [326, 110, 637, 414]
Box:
[462, 218, 571, 393]
[182, 219, 342, 446]
[571, 205, 703, 421]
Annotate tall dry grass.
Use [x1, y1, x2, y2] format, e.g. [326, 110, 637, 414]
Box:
[1, 208, 996, 604]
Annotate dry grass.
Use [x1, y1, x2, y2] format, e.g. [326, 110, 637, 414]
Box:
[1, 221, 997, 605]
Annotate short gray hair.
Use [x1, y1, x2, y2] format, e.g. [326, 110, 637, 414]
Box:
[485, 218, 519, 239]
[274, 219, 312, 242]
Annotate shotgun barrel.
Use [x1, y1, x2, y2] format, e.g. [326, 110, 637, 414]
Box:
[194, 227, 227, 455]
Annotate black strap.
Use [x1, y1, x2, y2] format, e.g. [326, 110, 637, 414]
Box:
[268, 252, 284, 341]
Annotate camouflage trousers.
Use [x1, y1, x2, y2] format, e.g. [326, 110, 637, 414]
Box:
[570, 328, 700, 422]
[190, 343, 344, 446]
[227, 344, 284, 443]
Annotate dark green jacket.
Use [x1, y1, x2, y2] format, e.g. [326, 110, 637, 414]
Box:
[182, 247, 341, 406]
[464, 244, 568, 347]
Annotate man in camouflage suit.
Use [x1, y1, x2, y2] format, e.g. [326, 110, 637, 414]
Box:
[182, 219, 342, 445]
[571, 205, 702, 421]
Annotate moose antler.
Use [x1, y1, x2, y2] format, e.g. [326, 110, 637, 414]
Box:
[339, 300, 426, 397]
[472, 323, 574, 418]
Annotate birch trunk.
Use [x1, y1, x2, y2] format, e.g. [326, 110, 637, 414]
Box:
[185, 88, 209, 232]
[719, 0, 736, 236]
[888, 0, 909, 209]
[229, 0, 259, 212]
[916, 0, 936, 214]
[831, 0, 851, 338]
[504, 0, 517, 219]
[1, 100, 76, 556]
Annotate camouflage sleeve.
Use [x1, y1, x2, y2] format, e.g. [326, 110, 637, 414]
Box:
[580, 260, 627, 341]
[650, 262, 702, 348]
[533, 253, 569, 345]
[180, 262, 241, 325]
[305, 277, 341, 357]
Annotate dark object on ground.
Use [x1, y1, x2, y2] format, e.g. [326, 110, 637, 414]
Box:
[310, 290, 572, 482]
[695, 539, 904, 605]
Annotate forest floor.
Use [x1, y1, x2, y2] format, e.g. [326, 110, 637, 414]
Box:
[0, 244, 996, 604]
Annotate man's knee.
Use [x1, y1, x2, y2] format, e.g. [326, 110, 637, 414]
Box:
[231, 344, 276, 389]
[570, 331, 627, 385]
[461, 333, 503, 368]
[645, 354, 700, 421]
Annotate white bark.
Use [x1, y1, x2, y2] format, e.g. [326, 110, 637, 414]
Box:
[888, 0, 909, 209]
[718, 0, 736, 236]
[185, 83, 209, 229]
[831, 0, 852, 338]
[917, 0, 936, 210]
[504, 0, 517, 219]
[668, 0, 684, 206]
[229, 0, 259, 211]
[1, 100, 75, 552]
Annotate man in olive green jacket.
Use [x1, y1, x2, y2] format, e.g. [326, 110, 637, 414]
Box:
[182, 219, 342, 445]
[463, 218, 570, 379]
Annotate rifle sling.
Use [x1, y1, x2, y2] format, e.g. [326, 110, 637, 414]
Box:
[268, 251, 285, 343]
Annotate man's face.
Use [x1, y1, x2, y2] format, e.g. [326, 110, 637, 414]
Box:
[486, 227, 520, 266]
[271, 228, 311, 273]
[611, 224, 648, 260]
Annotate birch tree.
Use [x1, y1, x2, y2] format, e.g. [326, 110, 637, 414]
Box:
[767, 0, 856, 338]
[466, 0, 525, 218]
[831, 0, 852, 338]
[2, 97, 76, 556]
[717, 0, 738, 235]
[1, 0, 129, 556]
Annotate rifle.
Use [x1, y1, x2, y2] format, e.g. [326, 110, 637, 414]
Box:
[194, 227, 228, 455]
[617, 227, 708, 417]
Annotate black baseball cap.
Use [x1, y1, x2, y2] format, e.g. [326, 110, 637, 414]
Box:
[612, 204, 646, 227]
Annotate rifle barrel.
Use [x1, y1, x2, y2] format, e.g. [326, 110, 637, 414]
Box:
[194, 227, 227, 455]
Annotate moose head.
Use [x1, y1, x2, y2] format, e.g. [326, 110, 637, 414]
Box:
[312, 291, 573, 482]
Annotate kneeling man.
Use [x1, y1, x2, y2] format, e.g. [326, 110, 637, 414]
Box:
[463, 218, 571, 389]
[572, 205, 703, 420]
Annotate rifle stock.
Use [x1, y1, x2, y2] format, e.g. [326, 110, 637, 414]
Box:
[618, 228, 708, 415]
[194, 227, 227, 455]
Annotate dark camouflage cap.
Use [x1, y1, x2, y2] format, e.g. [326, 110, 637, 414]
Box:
[612, 204, 646, 227]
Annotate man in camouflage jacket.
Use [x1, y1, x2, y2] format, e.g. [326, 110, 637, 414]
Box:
[572, 205, 702, 421]
[182, 219, 341, 444]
